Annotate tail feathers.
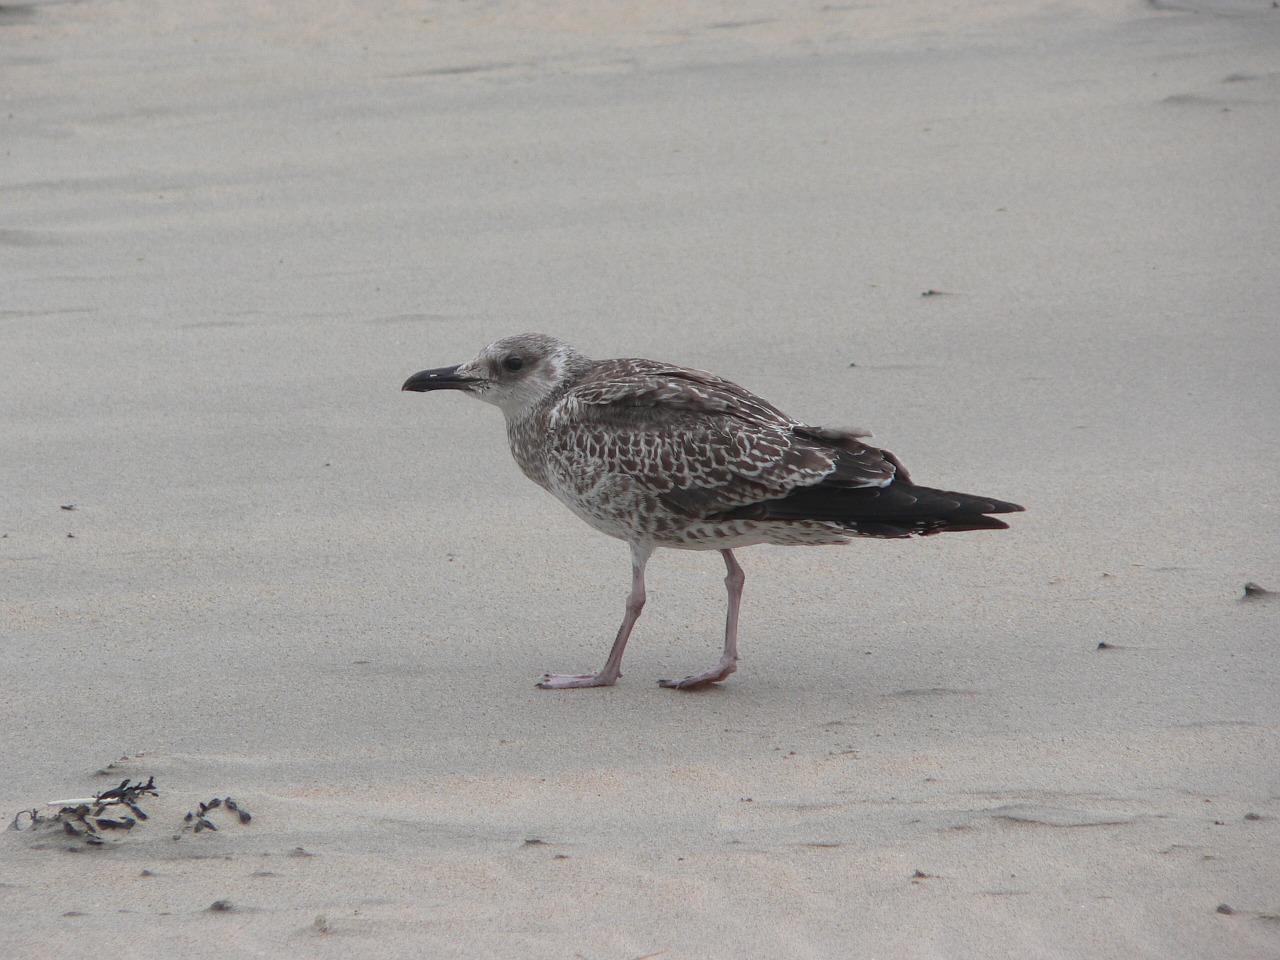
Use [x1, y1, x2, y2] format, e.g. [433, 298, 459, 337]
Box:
[719, 482, 1024, 539]
[897, 484, 1025, 518]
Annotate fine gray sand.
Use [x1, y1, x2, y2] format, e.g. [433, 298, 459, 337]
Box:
[3, 1, 1278, 957]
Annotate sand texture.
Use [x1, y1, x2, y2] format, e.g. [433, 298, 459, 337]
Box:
[3, 1, 1279, 957]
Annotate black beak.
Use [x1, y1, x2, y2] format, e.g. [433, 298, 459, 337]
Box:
[401, 365, 479, 393]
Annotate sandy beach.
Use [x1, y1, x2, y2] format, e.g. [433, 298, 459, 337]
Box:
[3, 1, 1278, 956]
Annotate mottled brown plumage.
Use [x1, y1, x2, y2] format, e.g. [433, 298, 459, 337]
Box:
[403, 333, 1023, 689]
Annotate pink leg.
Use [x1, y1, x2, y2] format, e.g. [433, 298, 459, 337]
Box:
[659, 549, 743, 690]
[538, 544, 651, 689]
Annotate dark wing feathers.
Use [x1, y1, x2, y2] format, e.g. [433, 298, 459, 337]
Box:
[552, 358, 1021, 533]
[794, 426, 915, 486]
[718, 481, 1023, 537]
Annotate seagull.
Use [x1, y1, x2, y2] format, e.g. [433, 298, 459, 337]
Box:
[403, 333, 1022, 690]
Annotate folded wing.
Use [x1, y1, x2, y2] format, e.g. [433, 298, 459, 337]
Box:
[547, 359, 904, 519]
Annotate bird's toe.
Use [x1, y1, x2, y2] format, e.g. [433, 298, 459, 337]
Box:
[537, 672, 618, 690]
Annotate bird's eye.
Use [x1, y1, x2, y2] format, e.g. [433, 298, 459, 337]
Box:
[503, 356, 525, 372]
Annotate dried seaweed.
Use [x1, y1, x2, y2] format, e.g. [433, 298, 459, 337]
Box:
[11, 777, 252, 848]
[182, 796, 252, 834]
[9, 777, 158, 846]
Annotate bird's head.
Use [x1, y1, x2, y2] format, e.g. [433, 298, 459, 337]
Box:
[402, 333, 591, 421]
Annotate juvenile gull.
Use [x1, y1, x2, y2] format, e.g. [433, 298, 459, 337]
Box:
[403, 333, 1023, 690]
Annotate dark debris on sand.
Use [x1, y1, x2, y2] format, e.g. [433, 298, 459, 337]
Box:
[182, 796, 252, 834]
[11, 777, 253, 848]
[9, 777, 159, 847]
